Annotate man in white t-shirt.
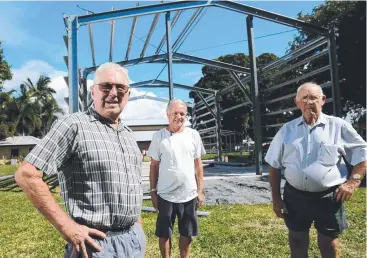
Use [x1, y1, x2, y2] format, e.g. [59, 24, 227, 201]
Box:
[147, 99, 206, 258]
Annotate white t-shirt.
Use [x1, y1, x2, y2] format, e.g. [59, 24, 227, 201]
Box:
[147, 127, 206, 203]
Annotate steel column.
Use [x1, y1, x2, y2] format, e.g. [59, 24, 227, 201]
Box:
[214, 91, 223, 161]
[67, 15, 79, 113]
[246, 15, 262, 175]
[197, 93, 216, 118]
[165, 12, 174, 100]
[328, 27, 341, 117]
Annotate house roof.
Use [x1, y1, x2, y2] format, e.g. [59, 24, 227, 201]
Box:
[0, 136, 41, 146]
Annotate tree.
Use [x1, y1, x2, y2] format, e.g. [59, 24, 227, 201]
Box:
[0, 90, 19, 140]
[191, 52, 278, 140]
[0, 41, 12, 91]
[291, 1, 366, 115]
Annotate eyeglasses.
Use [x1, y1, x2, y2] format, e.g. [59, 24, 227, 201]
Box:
[171, 112, 187, 117]
[95, 82, 129, 94]
[297, 95, 322, 104]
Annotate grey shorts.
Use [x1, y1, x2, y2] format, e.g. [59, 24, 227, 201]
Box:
[156, 195, 199, 238]
[283, 182, 348, 238]
[64, 223, 146, 258]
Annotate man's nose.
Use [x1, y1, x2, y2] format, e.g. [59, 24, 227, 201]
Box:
[109, 85, 118, 96]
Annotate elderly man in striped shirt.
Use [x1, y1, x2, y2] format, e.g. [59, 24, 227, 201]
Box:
[15, 63, 145, 258]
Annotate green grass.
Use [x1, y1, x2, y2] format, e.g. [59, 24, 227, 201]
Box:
[0, 188, 365, 258]
[0, 165, 18, 176]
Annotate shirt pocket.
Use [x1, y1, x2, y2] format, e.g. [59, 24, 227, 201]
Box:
[318, 143, 340, 166]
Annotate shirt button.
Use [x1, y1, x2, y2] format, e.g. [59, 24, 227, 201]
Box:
[305, 177, 308, 180]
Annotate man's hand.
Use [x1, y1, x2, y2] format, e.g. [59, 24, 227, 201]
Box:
[272, 199, 288, 218]
[61, 222, 106, 258]
[197, 190, 204, 208]
[335, 180, 360, 202]
[151, 192, 158, 212]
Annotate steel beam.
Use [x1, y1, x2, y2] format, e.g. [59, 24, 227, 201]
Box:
[165, 12, 174, 100]
[215, 92, 223, 161]
[229, 71, 252, 103]
[261, 49, 329, 81]
[130, 79, 215, 95]
[213, 1, 328, 35]
[262, 37, 327, 72]
[328, 28, 341, 117]
[174, 52, 250, 73]
[87, 11, 96, 66]
[221, 100, 251, 114]
[140, 12, 160, 58]
[78, 1, 211, 25]
[109, 7, 115, 62]
[262, 65, 331, 93]
[219, 75, 251, 95]
[197, 93, 216, 118]
[129, 95, 168, 103]
[246, 15, 262, 175]
[156, 10, 182, 55]
[172, 7, 203, 50]
[125, 3, 139, 61]
[66, 15, 79, 114]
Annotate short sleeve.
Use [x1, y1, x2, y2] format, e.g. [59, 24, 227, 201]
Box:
[25, 116, 77, 175]
[341, 122, 367, 166]
[264, 126, 285, 169]
[147, 132, 161, 161]
[194, 130, 206, 159]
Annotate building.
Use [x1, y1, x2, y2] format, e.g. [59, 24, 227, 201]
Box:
[0, 136, 41, 160]
[124, 119, 169, 152]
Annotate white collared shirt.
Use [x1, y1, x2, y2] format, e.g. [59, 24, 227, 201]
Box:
[265, 113, 367, 192]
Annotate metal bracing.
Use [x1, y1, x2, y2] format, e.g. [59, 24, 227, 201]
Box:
[130, 79, 215, 95]
[262, 65, 331, 93]
[263, 81, 332, 105]
[215, 92, 223, 161]
[172, 7, 203, 50]
[328, 27, 341, 117]
[87, 12, 96, 66]
[77, 1, 328, 36]
[125, 3, 139, 61]
[229, 71, 252, 103]
[247, 15, 262, 175]
[221, 101, 252, 114]
[156, 10, 182, 54]
[219, 75, 251, 95]
[262, 37, 327, 71]
[109, 7, 115, 62]
[173, 53, 250, 73]
[165, 11, 174, 100]
[197, 93, 216, 118]
[140, 12, 160, 58]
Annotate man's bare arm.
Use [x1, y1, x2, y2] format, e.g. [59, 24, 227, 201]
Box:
[195, 158, 204, 207]
[269, 166, 287, 218]
[15, 162, 106, 257]
[149, 159, 160, 211]
[336, 161, 367, 202]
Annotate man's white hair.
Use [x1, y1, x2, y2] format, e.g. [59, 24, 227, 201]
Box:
[296, 82, 324, 98]
[166, 99, 187, 112]
[94, 62, 130, 85]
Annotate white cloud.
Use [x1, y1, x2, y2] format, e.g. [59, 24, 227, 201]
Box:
[3, 60, 169, 121]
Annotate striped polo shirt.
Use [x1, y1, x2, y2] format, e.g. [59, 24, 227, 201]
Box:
[25, 106, 143, 230]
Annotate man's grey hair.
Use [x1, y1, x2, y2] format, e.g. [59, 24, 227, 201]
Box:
[94, 62, 130, 85]
[296, 82, 324, 98]
[166, 99, 187, 112]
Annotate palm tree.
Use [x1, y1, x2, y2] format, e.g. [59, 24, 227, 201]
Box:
[0, 90, 19, 140]
[24, 75, 56, 106]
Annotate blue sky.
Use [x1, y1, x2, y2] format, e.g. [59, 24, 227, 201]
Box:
[1, 1, 323, 118]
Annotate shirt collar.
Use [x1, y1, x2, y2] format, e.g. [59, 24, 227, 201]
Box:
[87, 105, 124, 130]
[297, 112, 327, 127]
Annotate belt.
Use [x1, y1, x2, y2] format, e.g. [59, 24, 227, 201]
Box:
[285, 181, 339, 198]
[98, 225, 132, 233]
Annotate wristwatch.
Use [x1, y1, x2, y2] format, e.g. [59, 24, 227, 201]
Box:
[350, 174, 361, 181]
[150, 188, 157, 192]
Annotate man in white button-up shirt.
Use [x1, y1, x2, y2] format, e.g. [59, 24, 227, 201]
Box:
[265, 82, 366, 258]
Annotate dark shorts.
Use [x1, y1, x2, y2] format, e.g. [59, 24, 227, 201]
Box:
[156, 195, 199, 238]
[283, 182, 348, 238]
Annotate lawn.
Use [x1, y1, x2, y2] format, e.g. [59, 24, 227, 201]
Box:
[0, 186, 365, 258]
[0, 165, 18, 176]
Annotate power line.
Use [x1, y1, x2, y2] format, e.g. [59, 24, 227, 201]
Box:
[183, 29, 297, 54]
